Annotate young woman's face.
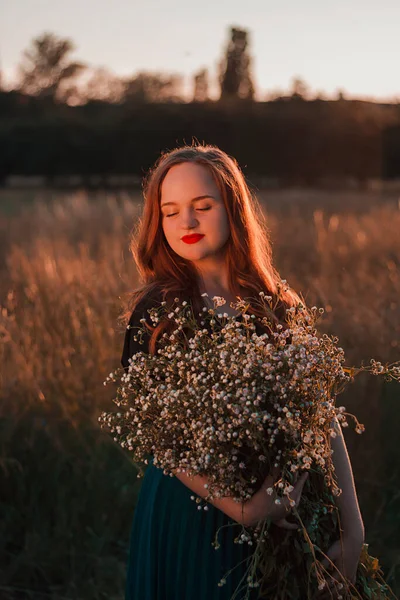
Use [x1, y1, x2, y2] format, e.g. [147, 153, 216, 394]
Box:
[160, 161, 230, 263]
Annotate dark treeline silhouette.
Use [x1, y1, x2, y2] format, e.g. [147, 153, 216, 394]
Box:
[383, 125, 400, 178]
[1, 29, 400, 186]
[1, 91, 400, 186]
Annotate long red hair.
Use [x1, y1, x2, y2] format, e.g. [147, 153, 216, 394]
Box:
[120, 143, 307, 354]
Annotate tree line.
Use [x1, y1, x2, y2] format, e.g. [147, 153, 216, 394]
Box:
[1, 28, 400, 184]
[1, 94, 399, 185]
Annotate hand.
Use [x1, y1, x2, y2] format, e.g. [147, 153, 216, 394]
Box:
[271, 469, 309, 530]
[247, 466, 309, 528]
[316, 534, 364, 599]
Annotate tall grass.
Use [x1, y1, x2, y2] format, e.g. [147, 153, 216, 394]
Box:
[0, 189, 399, 599]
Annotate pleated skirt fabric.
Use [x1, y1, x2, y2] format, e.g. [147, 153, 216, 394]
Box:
[125, 457, 262, 600]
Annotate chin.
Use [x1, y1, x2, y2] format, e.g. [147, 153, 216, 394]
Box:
[180, 250, 208, 259]
[175, 247, 210, 261]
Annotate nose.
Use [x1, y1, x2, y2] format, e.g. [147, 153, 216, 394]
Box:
[181, 207, 199, 229]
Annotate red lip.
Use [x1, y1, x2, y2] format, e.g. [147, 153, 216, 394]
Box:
[181, 234, 205, 244]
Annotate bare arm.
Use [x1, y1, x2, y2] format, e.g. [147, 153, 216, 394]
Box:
[173, 467, 309, 528]
[330, 417, 365, 541]
[173, 469, 252, 525]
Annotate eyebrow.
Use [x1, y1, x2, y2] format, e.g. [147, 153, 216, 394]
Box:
[160, 195, 216, 208]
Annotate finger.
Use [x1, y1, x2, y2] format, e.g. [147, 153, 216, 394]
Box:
[298, 471, 309, 487]
[321, 554, 343, 575]
[317, 569, 345, 597]
[291, 472, 309, 504]
[317, 578, 344, 600]
[293, 471, 309, 494]
[316, 582, 338, 600]
[271, 464, 282, 480]
[320, 558, 341, 576]
[320, 557, 334, 570]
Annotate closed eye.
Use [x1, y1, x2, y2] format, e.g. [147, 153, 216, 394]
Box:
[164, 207, 211, 218]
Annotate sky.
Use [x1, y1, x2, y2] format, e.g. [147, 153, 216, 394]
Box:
[1, 0, 400, 102]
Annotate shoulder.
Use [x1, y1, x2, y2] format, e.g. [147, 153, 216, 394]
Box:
[121, 286, 164, 369]
[127, 286, 164, 328]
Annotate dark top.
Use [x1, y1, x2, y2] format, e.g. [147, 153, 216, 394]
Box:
[121, 289, 163, 370]
[120, 290, 263, 599]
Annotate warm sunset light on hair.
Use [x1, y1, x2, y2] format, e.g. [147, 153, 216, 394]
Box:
[122, 143, 306, 353]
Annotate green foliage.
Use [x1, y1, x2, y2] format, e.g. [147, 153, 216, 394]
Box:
[0, 411, 141, 600]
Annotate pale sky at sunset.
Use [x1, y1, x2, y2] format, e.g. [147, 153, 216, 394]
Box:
[1, 0, 399, 102]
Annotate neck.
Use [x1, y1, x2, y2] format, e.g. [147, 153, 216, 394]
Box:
[198, 271, 230, 297]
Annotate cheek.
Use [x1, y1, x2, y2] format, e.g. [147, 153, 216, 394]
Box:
[162, 218, 173, 236]
[161, 221, 172, 245]
[216, 210, 230, 238]
[203, 210, 229, 241]
[162, 220, 181, 249]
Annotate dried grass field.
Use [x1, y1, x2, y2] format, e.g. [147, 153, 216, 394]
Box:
[0, 187, 399, 599]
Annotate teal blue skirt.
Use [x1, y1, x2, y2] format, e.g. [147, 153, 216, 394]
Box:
[125, 458, 262, 599]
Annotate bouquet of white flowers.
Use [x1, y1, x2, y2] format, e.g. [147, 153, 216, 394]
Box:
[99, 292, 400, 599]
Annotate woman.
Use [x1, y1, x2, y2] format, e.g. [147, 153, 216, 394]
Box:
[120, 144, 365, 599]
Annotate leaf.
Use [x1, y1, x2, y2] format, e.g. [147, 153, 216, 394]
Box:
[371, 558, 379, 572]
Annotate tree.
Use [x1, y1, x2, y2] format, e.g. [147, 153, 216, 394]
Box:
[218, 27, 255, 101]
[122, 71, 184, 103]
[335, 88, 347, 101]
[290, 76, 310, 100]
[192, 68, 209, 102]
[74, 67, 126, 104]
[17, 32, 86, 100]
